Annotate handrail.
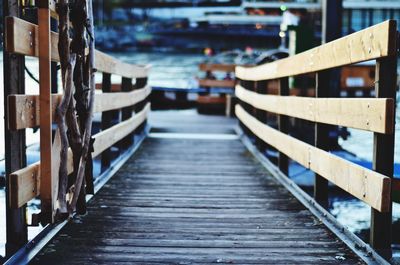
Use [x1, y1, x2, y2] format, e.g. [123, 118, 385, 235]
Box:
[236, 20, 397, 81]
[8, 86, 152, 130]
[3, 6, 152, 259]
[235, 20, 398, 257]
[236, 84, 394, 134]
[5, 16, 150, 78]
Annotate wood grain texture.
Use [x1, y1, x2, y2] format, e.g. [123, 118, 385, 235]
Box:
[8, 104, 150, 208]
[236, 84, 394, 134]
[198, 79, 236, 88]
[32, 111, 363, 264]
[38, 6, 55, 222]
[199, 63, 236, 72]
[236, 20, 397, 81]
[236, 104, 391, 212]
[5, 16, 150, 78]
[7, 86, 151, 130]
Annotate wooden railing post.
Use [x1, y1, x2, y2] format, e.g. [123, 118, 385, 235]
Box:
[120, 77, 134, 148]
[241, 80, 254, 139]
[3, 0, 28, 257]
[136, 77, 148, 134]
[370, 55, 397, 259]
[101, 73, 113, 170]
[37, 0, 54, 224]
[255, 81, 268, 153]
[314, 71, 329, 208]
[278, 77, 289, 175]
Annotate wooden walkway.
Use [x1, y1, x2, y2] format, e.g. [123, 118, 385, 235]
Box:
[32, 111, 363, 264]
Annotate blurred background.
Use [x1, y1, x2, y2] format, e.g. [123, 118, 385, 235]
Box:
[1, 0, 400, 260]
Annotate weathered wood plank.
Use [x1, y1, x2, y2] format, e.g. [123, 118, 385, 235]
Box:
[198, 79, 236, 88]
[236, 20, 397, 81]
[199, 63, 236, 72]
[7, 86, 151, 130]
[8, 104, 150, 208]
[5, 16, 150, 78]
[236, 104, 391, 212]
[38, 4, 55, 223]
[32, 120, 363, 264]
[236, 84, 394, 134]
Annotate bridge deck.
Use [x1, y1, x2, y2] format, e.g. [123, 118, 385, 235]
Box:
[32, 111, 363, 264]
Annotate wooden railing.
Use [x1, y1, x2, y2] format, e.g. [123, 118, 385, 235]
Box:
[235, 20, 398, 256]
[3, 4, 151, 257]
[197, 63, 237, 115]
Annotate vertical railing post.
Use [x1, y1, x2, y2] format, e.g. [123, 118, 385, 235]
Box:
[314, 71, 329, 208]
[255, 80, 268, 153]
[370, 54, 397, 259]
[38, 0, 54, 224]
[136, 77, 148, 134]
[101, 73, 112, 171]
[3, 0, 28, 257]
[278, 78, 289, 175]
[120, 77, 134, 148]
[241, 80, 254, 139]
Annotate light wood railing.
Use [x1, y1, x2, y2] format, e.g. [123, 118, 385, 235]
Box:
[3, 4, 151, 254]
[235, 20, 398, 256]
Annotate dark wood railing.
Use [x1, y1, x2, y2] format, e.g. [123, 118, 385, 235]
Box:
[235, 20, 398, 257]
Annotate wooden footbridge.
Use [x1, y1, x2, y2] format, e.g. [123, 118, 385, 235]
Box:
[2, 2, 400, 264]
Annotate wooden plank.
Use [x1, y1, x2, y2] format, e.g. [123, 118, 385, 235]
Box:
[198, 79, 236, 88]
[38, 4, 54, 223]
[7, 86, 151, 130]
[95, 83, 121, 92]
[235, 104, 391, 212]
[197, 95, 226, 105]
[5, 16, 150, 78]
[277, 78, 289, 175]
[236, 20, 397, 81]
[93, 104, 150, 156]
[370, 55, 397, 256]
[3, 0, 28, 255]
[101, 73, 113, 170]
[32, 122, 363, 264]
[9, 104, 150, 208]
[235, 84, 394, 134]
[199, 63, 236, 72]
[314, 71, 330, 208]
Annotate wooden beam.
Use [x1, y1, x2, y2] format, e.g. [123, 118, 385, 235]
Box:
[9, 104, 150, 208]
[314, 71, 330, 208]
[199, 63, 236, 72]
[7, 86, 151, 130]
[5, 16, 151, 78]
[199, 79, 236, 88]
[3, 0, 28, 255]
[370, 55, 397, 257]
[95, 83, 122, 92]
[38, 3, 54, 223]
[278, 77, 289, 175]
[235, 85, 394, 134]
[236, 20, 397, 81]
[236, 105, 391, 212]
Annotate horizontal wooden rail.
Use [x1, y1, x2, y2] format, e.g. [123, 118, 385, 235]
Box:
[5, 16, 150, 78]
[236, 85, 394, 134]
[198, 79, 236, 88]
[8, 86, 151, 130]
[9, 103, 150, 208]
[236, 104, 391, 212]
[199, 63, 236, 72]
[236, 20, 397, 81]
